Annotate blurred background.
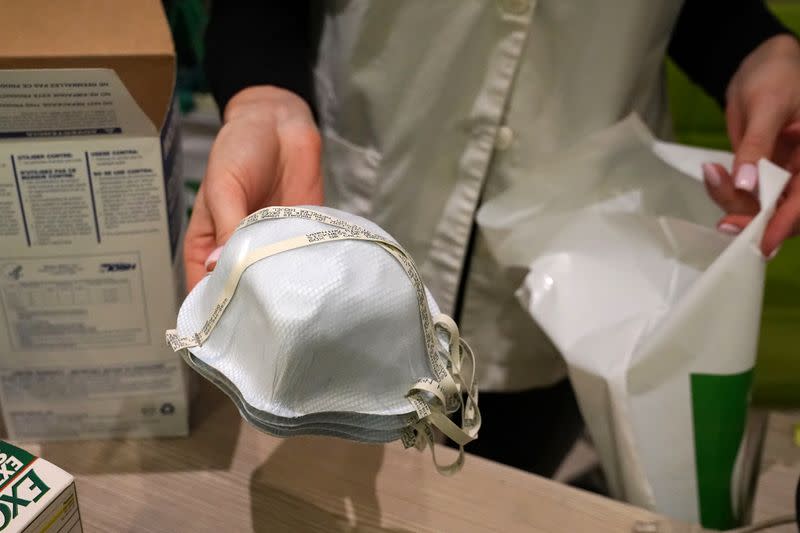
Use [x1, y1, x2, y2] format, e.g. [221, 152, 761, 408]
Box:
[162, 0, 800, 409]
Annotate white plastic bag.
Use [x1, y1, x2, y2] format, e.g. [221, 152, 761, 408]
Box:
[476, 115, 790, 529]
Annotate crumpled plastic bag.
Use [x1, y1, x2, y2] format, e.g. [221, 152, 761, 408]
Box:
[476, 115, 790, 529]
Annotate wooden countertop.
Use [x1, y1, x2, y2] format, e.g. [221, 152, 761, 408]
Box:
[14, 381, 684, 533]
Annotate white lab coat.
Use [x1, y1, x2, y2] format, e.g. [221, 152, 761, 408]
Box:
[313, 0, 684, 391]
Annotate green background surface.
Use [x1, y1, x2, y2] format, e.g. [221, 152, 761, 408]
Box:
[668, 1, 800, 407]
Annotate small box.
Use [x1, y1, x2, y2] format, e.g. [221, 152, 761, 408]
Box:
[0, 0, 190, 440]
[0, 440, 82, 533]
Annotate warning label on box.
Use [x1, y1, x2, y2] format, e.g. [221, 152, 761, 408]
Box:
[0, 69, 154, 139]
[0, 253, 149, 351]
[0, 367, 187, 440]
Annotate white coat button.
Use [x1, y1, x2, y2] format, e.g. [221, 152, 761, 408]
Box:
[495, 126, 515, 151]
[500, 0, 530, 15]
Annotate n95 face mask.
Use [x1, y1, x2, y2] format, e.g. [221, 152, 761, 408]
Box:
[166, 206, 480, 474]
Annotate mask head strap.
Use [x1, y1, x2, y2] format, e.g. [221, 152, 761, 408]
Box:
[404, 314, 481, 475]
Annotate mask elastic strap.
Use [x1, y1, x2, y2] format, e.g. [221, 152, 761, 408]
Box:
[434, 314, 481, 434]
[413, 422, 466, 476]
[403, 314, 482, 475]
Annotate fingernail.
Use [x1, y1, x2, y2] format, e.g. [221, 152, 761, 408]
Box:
[718, 223, 742, 236]
[204, 246, 223, 271]
[734, 163, 758, 192]
[767, 246, 782, 261]
[702, 163, 722, 187]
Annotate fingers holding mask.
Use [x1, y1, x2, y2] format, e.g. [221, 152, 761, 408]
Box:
[199, 122, 323, 277]
[183, 87, 323, 289]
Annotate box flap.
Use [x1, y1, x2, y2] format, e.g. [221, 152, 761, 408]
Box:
[0, 0, 175, 129]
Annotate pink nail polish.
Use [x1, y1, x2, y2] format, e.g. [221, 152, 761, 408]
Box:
[702, 163, 722, 187]
[718, 223, 742, 236]
[734, 163, 758, 192]
[204, 246, 224, 270]
[767, 246, 781, 261]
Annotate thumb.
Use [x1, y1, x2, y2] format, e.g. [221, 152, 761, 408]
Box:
[201, 177, 249, 273]
[202, 141, 252, 249]
[206, 177, 249, 248]
[182, 176, 249, 290]
[733, 98, 787, 192]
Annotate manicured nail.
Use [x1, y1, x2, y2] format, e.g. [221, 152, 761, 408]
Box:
[718, 223, 742, 236]
[204, 246, 223, 271]
[767, 246, 782, 261]
[734, 163, 758, 192]
[702, 163, 722, 188]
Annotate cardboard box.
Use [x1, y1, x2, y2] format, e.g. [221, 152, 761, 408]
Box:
[0, 0, 189, 440]
[0, 440, 82, 533]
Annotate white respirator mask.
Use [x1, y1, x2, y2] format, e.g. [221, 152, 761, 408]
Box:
[166, 206, 480, 473]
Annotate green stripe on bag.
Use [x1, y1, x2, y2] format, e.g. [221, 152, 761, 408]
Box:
[690, 370, 753, 530]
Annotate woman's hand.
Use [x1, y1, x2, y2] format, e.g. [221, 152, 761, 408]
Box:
[704, 34, 800, 257]
[184, 86, 323, 290]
